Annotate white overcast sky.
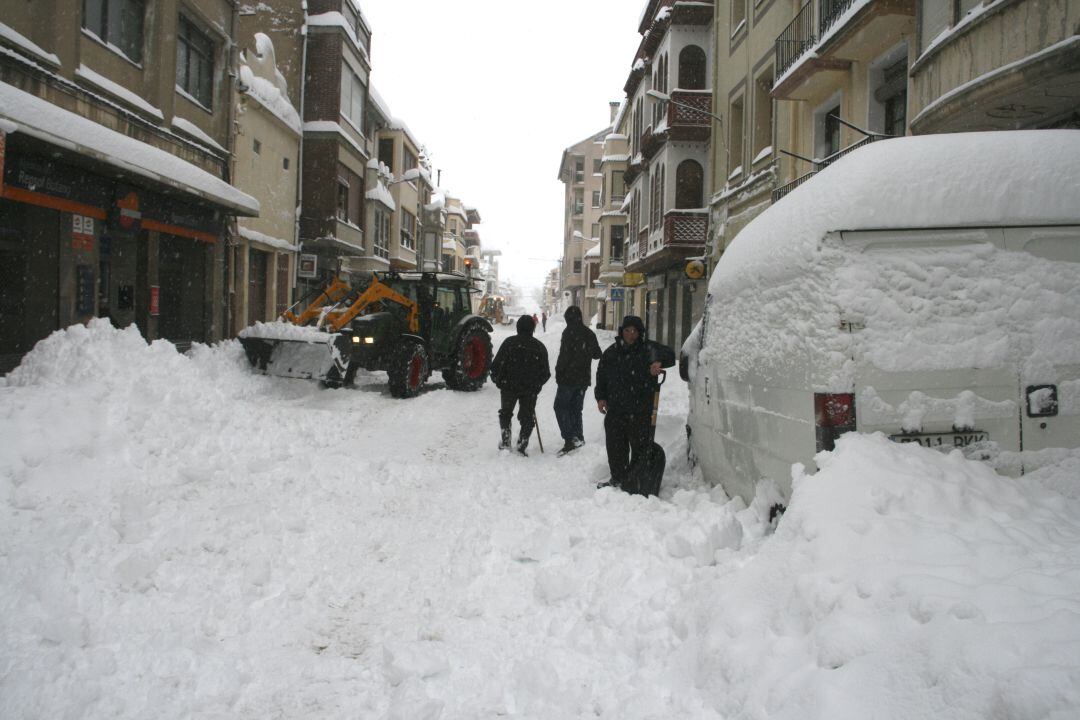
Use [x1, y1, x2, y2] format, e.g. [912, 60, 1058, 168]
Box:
[361, 0, 644, 293]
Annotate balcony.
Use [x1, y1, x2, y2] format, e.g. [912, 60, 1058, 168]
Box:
[771, 134, 883, 203]
[773, 0, 915, 100]
[625, 210, 707, 273]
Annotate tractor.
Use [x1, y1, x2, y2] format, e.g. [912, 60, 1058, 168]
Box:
[239, 271, 493, 398]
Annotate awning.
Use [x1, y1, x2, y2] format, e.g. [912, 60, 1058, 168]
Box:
[0, 81, 259, 216]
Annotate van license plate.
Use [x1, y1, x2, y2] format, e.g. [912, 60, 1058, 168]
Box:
[889, 431, 990, 449]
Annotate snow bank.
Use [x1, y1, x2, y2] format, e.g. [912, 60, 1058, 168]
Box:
[691, 433, 1080, 719]
[3, 321, 1079, 718]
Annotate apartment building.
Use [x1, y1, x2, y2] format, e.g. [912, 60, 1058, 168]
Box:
[621, 0, 714, 351]
[0, 0, 258, 371]
[558, 127, 609, 321]
[367, 92, 433, 273]
[597, 101, 630, 330]
[231, 31, 302, 334]
[909, 0, 1080, 133]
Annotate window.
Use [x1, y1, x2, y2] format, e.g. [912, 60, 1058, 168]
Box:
[593, 159, 602, 174]
[818, 103, 841, 159]
[339, 64, 366, 131]
[679, 46, 707, 90]
[83, 0, 144, 63]
[591, 190, 601, 208]
[176, 15, 214, 108]
[373, 208, 389, 259]
[401, 210, 416, 250]
[403, 147, 417, 172]
[336, 181, 349, 221]
[675, 160, 704, 208]
[283, 157, 290, 170]
[610, 171, 626, 203]
[573, 258, 582, 274]
[752, 69, 774, 161]
[729, 96, 745, 175]
[573, 190, 584, 215]
[731, 0, 746, 34]
[253, 138, 261, 154]
[378, 138, 395, 172]
[650, 165, 665, 227]
[877, 58, 907, 137]
[574, 157, 585, 183]
[591, 222, 601, 239]
[611, 225, 625, 261]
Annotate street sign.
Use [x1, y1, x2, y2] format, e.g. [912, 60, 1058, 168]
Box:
[610, 288, 625, 301]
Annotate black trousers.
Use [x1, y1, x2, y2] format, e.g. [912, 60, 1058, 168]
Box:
[499, 389, 537, 436]
[604, 413, 652, 486]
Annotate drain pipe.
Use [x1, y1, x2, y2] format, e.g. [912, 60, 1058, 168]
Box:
[293, 1, 310, 302]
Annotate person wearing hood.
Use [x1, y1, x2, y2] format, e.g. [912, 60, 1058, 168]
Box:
[553, 305, 601, 455]
[594, 315, 675, 488]
[490, 314, 551, 455]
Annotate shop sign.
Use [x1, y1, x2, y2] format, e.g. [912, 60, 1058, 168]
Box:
[622, 272, 645, 287]
[298, 253, 317, 278]
[5, 153, 110, 208]
[685, 258, 706, 280]
[71, 214, 95, 251]
[149, 285, 160, 316]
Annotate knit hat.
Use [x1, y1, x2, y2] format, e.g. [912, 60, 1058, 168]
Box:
[619, 315, 646, 336]
[564, 306, 583, 323]
[517, 314, 536, 335]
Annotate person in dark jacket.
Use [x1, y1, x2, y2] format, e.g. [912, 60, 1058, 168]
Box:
[594, 315, 675, 488]
[553, 305, 601, 454]
[541, 311, 548, 332]
[491, 314, 551, 455]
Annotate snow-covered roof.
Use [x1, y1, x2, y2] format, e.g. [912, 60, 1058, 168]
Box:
[368, 84, 392, 121]
[0, 20, 59, 67]
[236, 224, 297, 252]
[365, 183, 396, 210]
[714, 131, 1080, 297]
[75, 63, 163, 121]
[0, 81, 259, 216]
[171, 116, 227, 155]
[238, 34, 301, 136]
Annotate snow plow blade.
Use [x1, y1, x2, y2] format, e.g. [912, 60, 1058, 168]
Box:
[238, 325, 344, 381]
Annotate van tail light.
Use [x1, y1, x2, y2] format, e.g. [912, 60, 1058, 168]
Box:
[815, 392, 856, 452]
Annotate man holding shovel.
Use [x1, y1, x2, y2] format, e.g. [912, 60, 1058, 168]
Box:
[594, 316, 674, 494]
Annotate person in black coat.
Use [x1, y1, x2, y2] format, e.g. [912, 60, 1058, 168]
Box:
[491, 314, 551, 455]
[594, 315, 675, 488]
[553, 305, 601, 454]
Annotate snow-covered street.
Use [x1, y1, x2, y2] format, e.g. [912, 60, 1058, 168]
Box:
[3, 318, 1080, 719]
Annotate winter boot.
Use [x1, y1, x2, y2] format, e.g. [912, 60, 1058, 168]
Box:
[557, 440, 576, 456]
[499, 427, 511, 450]
[515, 431, 531, 456]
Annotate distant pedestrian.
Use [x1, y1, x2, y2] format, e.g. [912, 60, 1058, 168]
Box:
[541, 311, 548, 332]
[491, 314, 550, 455]
[532, 313, 539, 328]
[594, 316, 674, 489]
[554, 306, 601, 455]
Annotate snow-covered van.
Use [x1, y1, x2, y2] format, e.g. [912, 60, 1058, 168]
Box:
[681, 131, 1080, 505]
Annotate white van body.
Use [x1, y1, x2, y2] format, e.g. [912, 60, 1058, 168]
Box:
[682, 131, 1080, 505]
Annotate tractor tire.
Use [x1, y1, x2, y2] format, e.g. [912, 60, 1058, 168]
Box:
[442, 325, 492, 391]
[388, 341, 429, 398]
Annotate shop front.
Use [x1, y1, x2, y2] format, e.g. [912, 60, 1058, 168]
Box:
[0, 130, 238, 368]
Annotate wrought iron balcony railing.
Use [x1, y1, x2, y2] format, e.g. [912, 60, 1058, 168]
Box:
[772, 134, 883, 203]
[776, 1, 816, 79]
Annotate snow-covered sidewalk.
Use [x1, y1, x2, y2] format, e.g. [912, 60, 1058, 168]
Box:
[2, 319, 1079, 719]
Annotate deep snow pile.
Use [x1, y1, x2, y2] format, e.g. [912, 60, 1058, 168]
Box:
[2, 320, 1079, 718]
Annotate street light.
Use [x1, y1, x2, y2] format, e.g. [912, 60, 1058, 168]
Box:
[646, 89, 728, 158]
